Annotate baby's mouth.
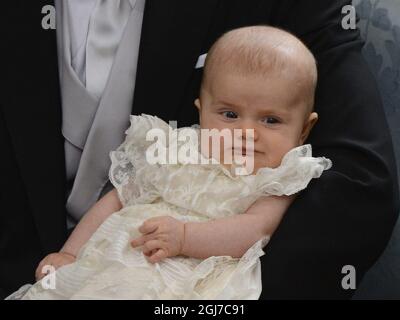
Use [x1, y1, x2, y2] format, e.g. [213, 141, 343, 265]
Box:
[232, 147, 258, 156]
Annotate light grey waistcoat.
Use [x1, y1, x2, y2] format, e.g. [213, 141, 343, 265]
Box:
[55, 0, 146, 225]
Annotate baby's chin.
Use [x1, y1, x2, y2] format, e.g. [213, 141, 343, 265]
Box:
[199, 147, 282, 174]
[245, 158, 284, 174]
[221, 157, 271, 176]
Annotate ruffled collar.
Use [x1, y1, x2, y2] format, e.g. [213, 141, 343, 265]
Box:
[126, 114, 332, 186]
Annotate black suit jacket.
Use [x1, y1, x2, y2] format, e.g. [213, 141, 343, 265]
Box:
[1, 0, 399, 299]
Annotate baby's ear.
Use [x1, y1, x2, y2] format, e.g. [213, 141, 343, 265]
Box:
[195, 99, 203, 123]
[194, 98, 201, 110]
[299, 112, 318, 145]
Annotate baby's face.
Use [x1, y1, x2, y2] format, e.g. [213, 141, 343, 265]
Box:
[196, 69, 317, 173]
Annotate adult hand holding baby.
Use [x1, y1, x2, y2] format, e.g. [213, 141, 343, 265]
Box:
[131, 216, 186, 264]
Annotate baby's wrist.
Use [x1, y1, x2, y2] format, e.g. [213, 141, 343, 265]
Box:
[180, 222, 188, 256]
[59, 249, 77, 258]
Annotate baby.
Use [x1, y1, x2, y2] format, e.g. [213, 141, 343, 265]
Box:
[9, 26, 331, 299]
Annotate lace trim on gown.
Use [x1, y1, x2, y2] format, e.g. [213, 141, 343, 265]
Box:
[109, 114, 332, 210]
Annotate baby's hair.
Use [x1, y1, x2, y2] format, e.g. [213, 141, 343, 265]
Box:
[201, 25, 318, 113]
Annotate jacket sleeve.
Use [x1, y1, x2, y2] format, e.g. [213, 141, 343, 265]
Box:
[260, 0, 400, 299]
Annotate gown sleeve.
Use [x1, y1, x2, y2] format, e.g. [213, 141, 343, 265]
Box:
[109, 114, 170, 206]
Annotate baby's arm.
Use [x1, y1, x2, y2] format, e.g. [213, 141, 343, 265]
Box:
[60, 188, 122, 256]
[131, 195, 294, 262]
[35, 189, 122, 280]
[182, 195, 295, 259]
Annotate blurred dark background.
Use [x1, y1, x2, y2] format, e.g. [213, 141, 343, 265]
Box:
[352, 0, 400, 299]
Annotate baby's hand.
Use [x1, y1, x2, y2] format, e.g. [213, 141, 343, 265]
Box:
[131, 216, 185, 264]
[35, 252, 76, 281]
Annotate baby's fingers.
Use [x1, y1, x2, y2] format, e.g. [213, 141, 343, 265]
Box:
[131, 236, 146, 248]
[142, 240, 164, 256]
[139, 219, 159, 234]
[144, 249, 157, 257]
[35, 264, 45, 281]
[131, 233, 157, 248]
[35, 259, 52, 281]
[148, 249, 168, 264]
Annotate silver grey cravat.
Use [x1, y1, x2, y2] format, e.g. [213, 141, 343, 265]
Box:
[86, 0, 133, 98]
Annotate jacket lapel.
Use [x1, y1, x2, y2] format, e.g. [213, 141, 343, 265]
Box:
[132, 0, 219, 121]
[3, 0, 67, 252]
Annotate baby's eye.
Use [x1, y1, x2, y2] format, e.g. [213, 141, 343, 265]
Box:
[262, 117, 280, 125]
[221, 111, 238, 119]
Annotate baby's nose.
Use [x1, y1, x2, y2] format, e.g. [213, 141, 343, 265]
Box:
[238, 125, 258, 142]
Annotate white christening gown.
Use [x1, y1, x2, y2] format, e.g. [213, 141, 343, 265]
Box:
[9, 114, 331, 300]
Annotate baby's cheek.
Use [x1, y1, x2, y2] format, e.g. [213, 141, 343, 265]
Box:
[266, 143, 297, 168]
